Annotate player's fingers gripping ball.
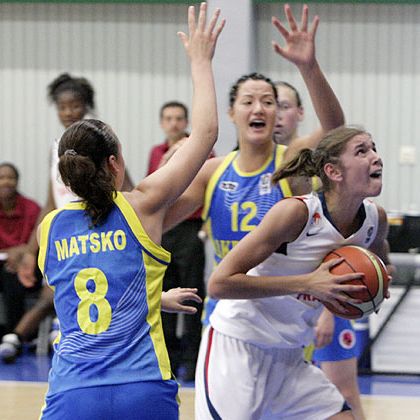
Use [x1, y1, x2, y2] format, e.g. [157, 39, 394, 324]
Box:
[323, 245, 390, 319]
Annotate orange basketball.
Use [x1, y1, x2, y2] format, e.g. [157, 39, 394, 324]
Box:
[322, 245, 389, 319]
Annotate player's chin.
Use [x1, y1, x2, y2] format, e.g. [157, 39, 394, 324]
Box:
[367, 178, 382, 196]
[272, 133, 284, 144]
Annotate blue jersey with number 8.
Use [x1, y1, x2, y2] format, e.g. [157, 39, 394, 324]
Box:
[38, 192, 172, 395]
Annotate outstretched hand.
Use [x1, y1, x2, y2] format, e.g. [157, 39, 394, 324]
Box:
[272, 3, 318, 68]
[306, 257, 366, 313]
[178, 2, 225, 62]
[161, 287, 202, 314]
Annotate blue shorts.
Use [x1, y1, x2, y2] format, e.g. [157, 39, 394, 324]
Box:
[313, 316, 357, 362]
[41, 380, 179, 420]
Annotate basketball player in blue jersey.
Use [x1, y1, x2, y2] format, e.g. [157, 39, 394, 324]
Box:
[36, 4, 225, 419]
[164, 4, 345, 328]
[203, 126, 392, 420]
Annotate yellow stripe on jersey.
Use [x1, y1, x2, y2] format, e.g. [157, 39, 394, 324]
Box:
[38, 208, 62, 275]
[114, 192, 170, 263]
[274, 145, 292, 197]
[312, 176, 322, 191]
[233, 151, 273, 177]
[143, 250, 172, 379]
[202, 151, 238, 221]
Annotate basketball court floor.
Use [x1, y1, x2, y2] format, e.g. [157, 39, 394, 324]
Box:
[0, 352, 419, 419]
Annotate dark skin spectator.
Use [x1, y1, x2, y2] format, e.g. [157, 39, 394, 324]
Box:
[0, 163, 41, 335]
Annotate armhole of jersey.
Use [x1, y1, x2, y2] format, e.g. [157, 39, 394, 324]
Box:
[275, 145, 292, 198]
[202, 151, 238, 221]
[367, 200, 380, 247]
[293, 195, 315, 241]
[38, 209, 62, 276]
[114, 192, 170, 264]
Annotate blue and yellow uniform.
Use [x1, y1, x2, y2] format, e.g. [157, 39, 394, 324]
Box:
[312, 317, 358, 362]
[38, 192, 178, 420]
[202, 145, 291, 324]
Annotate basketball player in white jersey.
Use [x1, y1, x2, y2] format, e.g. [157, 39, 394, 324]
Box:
[197, 126, 391, 419]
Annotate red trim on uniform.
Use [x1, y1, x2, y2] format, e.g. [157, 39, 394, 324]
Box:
[203, 327, 222, 419]
[284, 196, 305, 202]
[204, 327, 214, 395]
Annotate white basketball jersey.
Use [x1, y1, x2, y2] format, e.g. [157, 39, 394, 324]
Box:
[210, 192, 379, 349]
[50, 138, 79, 208]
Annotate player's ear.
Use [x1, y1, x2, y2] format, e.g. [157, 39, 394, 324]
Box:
[297, 106, 304, 123]
[228, 107, 235, 122]
[324, 162, 343, 182]
[107, 155, 120, 176]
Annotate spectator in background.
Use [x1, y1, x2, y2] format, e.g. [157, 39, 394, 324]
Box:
[147, 101, 211, 381]
[0, 74, 133, 363]
[0, 162, 41, 339]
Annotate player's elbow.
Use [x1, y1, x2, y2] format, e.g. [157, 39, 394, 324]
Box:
[207, 274, 228, 299]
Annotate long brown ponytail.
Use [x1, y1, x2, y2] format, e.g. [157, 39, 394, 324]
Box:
[58, 119, 119, 226]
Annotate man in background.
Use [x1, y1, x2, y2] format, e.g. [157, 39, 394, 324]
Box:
[147, 101, 208, 382]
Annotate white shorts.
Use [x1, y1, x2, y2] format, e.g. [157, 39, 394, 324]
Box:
[195, 327, 346, 420]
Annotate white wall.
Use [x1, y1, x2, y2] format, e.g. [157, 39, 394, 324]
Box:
[0, 3, 192, 203]
[0, 2, 419, 214]
[257, 2, 420, 213]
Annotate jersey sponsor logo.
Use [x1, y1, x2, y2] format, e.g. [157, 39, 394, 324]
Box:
[365, 226, 374, 244]
[259, 173, 272, 195]
[296, 293, 320, 303]
[219, 181, 238, 192]
[307, 212, 322, 236]
[338, 329, 356, 349]
[312, 212, 321, 225]
[54, 230, 127, 261]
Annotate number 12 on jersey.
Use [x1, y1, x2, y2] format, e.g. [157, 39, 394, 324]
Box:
[231, 201, 257, 232]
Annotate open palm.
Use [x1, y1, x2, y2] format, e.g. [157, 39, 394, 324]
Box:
[272, 4, 319, 68]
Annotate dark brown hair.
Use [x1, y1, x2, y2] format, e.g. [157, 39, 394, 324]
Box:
[159, 101, 188, 120]
[58, 119, 119, 226]
[48, 73, 95, 111]
[229, 73, 277, 108]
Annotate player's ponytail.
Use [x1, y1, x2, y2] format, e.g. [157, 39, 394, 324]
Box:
[273, 125, 368, 191]
[272, 148, 317, 184]
[58, 119, 119, 226]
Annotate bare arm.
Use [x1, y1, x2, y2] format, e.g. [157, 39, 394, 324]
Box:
[163, 157, 222, 232]
[314, 307, 335, 348]
[272, 4, 344, 155]
[136, 4, 224, 213]
[369, 205, 394, 273]
[208, 199, 366, 308]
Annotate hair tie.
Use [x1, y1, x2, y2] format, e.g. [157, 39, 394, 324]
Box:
[64, 149, 77, 156]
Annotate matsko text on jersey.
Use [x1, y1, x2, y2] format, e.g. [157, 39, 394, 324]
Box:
[55, 230, 127, 261]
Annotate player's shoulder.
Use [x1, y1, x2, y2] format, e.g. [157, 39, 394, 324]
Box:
[270, 195, 309, 220]
[201, 155, 227, 178]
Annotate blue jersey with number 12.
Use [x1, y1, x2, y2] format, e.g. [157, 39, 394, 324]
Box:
[201, 145, 291, 324]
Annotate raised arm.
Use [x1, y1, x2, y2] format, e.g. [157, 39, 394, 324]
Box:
[273, 4, 344, 152]
[137, 3, 224, 211]
[163, 156, 223, 232]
